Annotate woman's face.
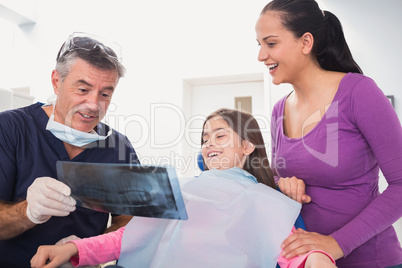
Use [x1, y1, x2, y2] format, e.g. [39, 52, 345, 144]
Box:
[255, 11, 306, 85]
[201, 116, 248, 170]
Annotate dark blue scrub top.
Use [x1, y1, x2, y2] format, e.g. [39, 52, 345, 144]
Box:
[0, 103, 139, 267]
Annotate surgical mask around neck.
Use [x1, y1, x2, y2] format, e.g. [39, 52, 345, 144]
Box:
[45, 104, 112, 147]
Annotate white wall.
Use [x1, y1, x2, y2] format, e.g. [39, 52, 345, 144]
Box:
[318, 0, 402, 117]
[1, 0, 401, 245]
[0, 0, 400, 172]
[2, 0, 400, 168]
[6, 0, 272, 169]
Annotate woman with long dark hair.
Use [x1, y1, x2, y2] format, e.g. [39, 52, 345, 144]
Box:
[256, 0, 402, 267]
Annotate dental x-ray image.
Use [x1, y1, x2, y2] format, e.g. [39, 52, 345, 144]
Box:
[56, 161, 188, 220]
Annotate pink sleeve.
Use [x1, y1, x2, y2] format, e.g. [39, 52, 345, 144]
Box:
[277, 250, 335, 268]
[70, 227, 125, 267]
[277, 228, 335, 268]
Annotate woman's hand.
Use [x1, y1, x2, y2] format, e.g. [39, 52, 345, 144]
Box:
[281, 229, 344, 260]
[30, 243, 78, 268]
[277, 176, 311, 204]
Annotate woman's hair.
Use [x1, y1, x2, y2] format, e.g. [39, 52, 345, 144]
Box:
[261, 0, 362, 74]
[201, 108, 276, 189]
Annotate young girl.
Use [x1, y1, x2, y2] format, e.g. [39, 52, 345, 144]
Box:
[256, 0, 402, 267]
[31, 109, 335, 268]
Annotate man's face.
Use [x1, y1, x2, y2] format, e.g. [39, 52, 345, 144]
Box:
[51, 58, 119, 133]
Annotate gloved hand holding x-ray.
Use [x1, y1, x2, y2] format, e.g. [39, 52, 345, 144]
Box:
[56, 161, 188, 220]
[26, 177, 76, 224]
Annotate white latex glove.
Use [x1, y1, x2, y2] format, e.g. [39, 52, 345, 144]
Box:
[26, 177, 76, 224]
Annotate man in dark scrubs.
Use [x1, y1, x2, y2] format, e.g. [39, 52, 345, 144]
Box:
[0, 32, 139, 267]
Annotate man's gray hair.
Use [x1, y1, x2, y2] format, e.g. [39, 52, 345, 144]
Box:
[55, 49, 126, 81]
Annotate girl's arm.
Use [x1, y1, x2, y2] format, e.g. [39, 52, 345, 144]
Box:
[304, 252, 336, 268]
[278, 250, 336, 268]
[30, 227, 125, 267]
[278, 228, 336, 268]
[30, 242, 78, 268]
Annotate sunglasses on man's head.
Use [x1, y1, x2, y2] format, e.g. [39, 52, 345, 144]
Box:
[56, 32, 122, 62]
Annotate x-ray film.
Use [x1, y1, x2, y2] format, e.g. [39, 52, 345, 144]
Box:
[56, 161, 188, 220]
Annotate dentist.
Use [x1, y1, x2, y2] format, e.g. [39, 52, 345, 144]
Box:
[0, 32, 139, 267]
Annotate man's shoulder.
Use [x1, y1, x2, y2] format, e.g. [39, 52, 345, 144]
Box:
[0, 102, 42, 117]
[0, 104, 44, 146]
[0, 103, 41, 126]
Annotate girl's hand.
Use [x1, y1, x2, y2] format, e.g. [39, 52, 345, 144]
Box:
[30, 243, 78, 268]
[277, 176, 311, 204]
[281, 229, 344, 260]
[305, 252, 337, 268]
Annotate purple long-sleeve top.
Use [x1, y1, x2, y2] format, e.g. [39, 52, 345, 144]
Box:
[271, 73, 402, 268]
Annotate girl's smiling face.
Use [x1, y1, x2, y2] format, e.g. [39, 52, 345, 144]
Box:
[201, 116, 249, 170]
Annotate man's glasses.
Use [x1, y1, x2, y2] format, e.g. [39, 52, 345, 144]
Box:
[56, 32, 123, 62]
